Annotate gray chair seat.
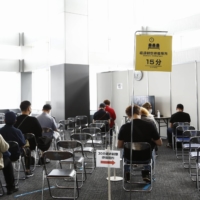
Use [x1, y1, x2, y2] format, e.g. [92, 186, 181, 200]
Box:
[75, 147, 94, 152]
[183, 144, 200, 149]
[190, 152, 198, 158]
[87, 140, 103, 144]
[48, 169, 76, 178]
[62, 156, 84, 163]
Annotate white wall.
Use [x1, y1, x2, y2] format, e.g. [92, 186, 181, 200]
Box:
[97, 61, 200, 137]
[0, 72, 21, 109]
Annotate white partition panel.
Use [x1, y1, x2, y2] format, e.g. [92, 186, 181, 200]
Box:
[149, 72, 170, 137]
[149, 72, 170, 117]
[196, 61, 200, 129]
[131, 71, 148, 97]
[171, 62, 197, 128]
[97, 72, 112, 110]
[112, 71, 129, 128]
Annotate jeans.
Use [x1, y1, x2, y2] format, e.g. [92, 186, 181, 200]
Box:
[167, 127, 173, 143]
[124, 151, 154, 173]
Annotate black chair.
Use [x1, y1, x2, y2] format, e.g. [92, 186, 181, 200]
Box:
[24, 133, 40, 171]
[75, 115, 88, 130]
[57, 140, 87, 188]
[172, 122, 190, 151]
[42, 150, 79, 200]
[123, 142, 153, 192]
[181, 130, 200, 168]
[59, 120, 74, 139]
[174, 125, 195, 158]
[7, 141, 22, 186]
[71, 133, 96, 174]
[82, 127, 104, 149]
[67, 117, 81, 133]
[42, 127, 56, 150]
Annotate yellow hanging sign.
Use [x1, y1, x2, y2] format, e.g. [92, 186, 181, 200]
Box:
[135, 35, 172, 72]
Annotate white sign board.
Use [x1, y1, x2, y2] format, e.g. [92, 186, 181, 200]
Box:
[117, 83, 123, 89]
[96, 150, 120, 168]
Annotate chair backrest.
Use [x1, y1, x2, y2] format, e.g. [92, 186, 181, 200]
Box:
[24, 133, 37, 150]
[95, 120, 109, 132]
[82, 127, 101, 134]
[71, 133, 93, 146]
[75, 116, 88, 126]
[124, 142, 151, 162]
[7, 141, 20, 161]
[183, 130, 200, 137]
[89, 123, 105, 129]
[57, 140, 82, 150]
[176, 125, 195, 136]
[43, 150, 74, 161]
[42, 127, 54, 138]
[173, 122, 190, 133]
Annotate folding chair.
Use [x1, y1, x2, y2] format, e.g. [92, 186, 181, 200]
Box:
[0, 179, 4, 196]
[59, 120, 74, 139]
[174, 125, 195, 158]
[67, 117, 81, 133]
[182, 131, 200, 168]
[42, 151, 79, 200]
[7, 141, 21, 186]
[42, 127, 56, 150]
[172, 122, 190, 151]
[71, 133, 96, 174]
[57, 122, 65, 140]
[196, 147, 200, 190]
[93, 120, 111, 148]
[75, 115, 88, 130]
[82, 127, 104, 150]
[188, 136, 200, 181]
[24, 133, 40, 171]
[57, 140, 87, 188]
[123, 142, 153, 192]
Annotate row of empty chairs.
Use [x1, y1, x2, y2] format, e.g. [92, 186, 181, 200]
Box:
[171, 122, 200, 190]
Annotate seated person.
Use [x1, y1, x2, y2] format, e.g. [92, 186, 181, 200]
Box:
[14, 101, 45, 167]
[0, 112, 26, 161]
[140, 107, 158, 131]
[118, 105, 162, 182]
[37, 104, 60, 140]
[0, 134, 18, 195]
[167, 104, 191, 148]
[93, 103, 110, 132]
[142, 102, 153, 115]
[14, 101, 42, 150]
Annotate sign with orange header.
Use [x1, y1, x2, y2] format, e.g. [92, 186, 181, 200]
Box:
[135, 35, 172, 72]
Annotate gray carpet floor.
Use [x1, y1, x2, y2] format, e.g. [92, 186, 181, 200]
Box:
[1, 139, 200, 200]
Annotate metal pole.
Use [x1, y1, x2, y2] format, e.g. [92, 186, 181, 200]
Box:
[195, 61, 199, 130]
[169, 72, 172, 116]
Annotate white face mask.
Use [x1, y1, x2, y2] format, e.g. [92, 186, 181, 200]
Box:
[149, 109, 152, 114]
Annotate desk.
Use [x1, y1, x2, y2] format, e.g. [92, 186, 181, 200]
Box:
[154, 117, 170, 136]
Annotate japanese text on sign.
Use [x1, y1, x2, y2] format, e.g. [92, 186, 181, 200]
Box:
[96, 150, 120, 168]
[135, 35, 172, 72]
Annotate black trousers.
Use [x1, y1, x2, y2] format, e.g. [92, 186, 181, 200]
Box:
[2, 156, 15, 190]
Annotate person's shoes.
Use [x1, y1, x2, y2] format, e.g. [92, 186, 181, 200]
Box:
[143, 174, 151, 183]
[7, 187, 18, 195]
[141, 170, 151, 183]
[124, 172, 130, 182]
[26, 171, 34, 178]
[38, 157, 50, 165]
[166, 143, 172, 148]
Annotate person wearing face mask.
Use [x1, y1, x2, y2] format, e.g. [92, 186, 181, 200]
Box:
[166, 104, 191, 148]
[142, 102, 153, 115]
[14, 101, 42, 152]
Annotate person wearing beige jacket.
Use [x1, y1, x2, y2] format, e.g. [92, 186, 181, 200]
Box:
[0, 134, 18, 195]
